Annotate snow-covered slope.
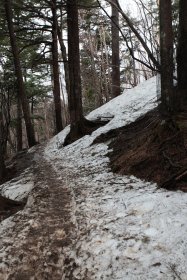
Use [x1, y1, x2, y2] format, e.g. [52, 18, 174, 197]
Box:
[0, 77, 186, 279]
[45, 76, 187, 280]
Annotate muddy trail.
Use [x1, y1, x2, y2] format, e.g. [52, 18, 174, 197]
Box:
[0, 117, 187, 279]
[0, 149, 76, 279]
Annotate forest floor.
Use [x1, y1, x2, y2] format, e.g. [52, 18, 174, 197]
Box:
[0, 77, 187, 279]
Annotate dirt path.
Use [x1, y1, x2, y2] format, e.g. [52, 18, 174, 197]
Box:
[0, 149, 76, 280]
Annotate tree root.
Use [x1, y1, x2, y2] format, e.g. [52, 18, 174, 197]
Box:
[161, 167, 187, 190]
[64, 117, 109, 146]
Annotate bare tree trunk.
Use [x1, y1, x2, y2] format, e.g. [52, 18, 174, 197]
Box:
[67, 0, 83, 125]
[4, 0, 36, 148]
[111, 0, 120, 97]
[16, 91, 22, 151]
[57, 27, 70, 98]
[105, 0, 160, 70]
[0, 111, 6, 182]
[159, 0, 174, 115]
[51, 0, 63, 133]
[177, 0, 187, 107]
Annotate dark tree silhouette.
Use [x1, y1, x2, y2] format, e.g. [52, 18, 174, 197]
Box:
[51, 0, 63, 133]
[177, 0, 187, 108]
[159, 0, 174, 115]
[4, 0, 36, 147]
[111, 0, 120, 97]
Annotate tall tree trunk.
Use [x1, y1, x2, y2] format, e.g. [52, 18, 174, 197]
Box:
[159, 0, 174, 115]
[57, 26, 70, 98]
[177, 0, 187, 106]
[0, 111, 6, 182]
[111, 0, 120, 97]
[16, 91, 22, 151]
[51, 0, 63, 133]
[67, 0, 83, 125]
[4, 0, 36, 148]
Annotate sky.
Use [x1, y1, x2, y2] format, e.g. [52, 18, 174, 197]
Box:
[105, 0, 138, 17]
[119, 0, 137, 12]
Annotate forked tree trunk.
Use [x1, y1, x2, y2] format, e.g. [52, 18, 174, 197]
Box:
[4, 0, 36, 147]
[111, 0, 120, 97]
[51, 0, 63, 133]
[177, 0, 187, 106]
[159, 0, 174, 115]
[67, 0, 83, 125]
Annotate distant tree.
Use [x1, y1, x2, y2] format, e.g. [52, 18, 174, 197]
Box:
[105, 0, 160, 71]
[0, 70, 11, 181]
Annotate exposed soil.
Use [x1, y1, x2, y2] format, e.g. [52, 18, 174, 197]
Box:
[0, 149, 75, 279]
[0, 196, 24, 222]
[64, 117, 109, 146]
[94, 109, 187, 192]
[0, 148, 36, 222]
[3, 148, 36, 184]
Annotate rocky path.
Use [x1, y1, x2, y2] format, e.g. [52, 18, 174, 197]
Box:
[0, 149, 76, 280]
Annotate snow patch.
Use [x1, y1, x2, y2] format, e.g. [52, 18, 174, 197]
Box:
[0, 169, 33, 202]
[45, 77, 187, 279]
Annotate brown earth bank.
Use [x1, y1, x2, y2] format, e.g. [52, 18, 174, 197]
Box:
[94, 109, 187, 192]
[0, 196, 24, 222]
[3, 148, 36, 184]
[0, 148, 36, 222]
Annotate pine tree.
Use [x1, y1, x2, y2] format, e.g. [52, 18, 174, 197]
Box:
[4, 0, 36, 147]
[159, 0, 174, 115]
[111, 0, 120, 97]
[177, 0, 187, 107]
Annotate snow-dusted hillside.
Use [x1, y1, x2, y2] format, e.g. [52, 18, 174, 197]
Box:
[0, 77, 187, 279]
[45, 77, 187, 280]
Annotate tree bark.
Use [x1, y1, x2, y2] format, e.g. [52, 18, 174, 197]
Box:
[57, 26, 70, 98]
[16, 91, 22, 151]
[0, 111, 6, 182]
[51, 0, 63, 133]
[111, 0, 120, 97]
[67, 0, 83, 125]
[4, 0, 36, 148]
[159, 0, 174, 115]
[177, 0, 187, 105]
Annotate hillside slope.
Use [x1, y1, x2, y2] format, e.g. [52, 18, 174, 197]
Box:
[0, 77, 187, 279]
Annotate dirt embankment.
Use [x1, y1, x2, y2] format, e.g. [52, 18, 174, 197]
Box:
[0, 149, 35, 222]
[94, 109, 187, 192]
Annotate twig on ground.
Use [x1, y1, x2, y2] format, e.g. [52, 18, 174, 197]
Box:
[169, 264, 183, 280]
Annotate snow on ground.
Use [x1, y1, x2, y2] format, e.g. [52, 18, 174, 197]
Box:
[45, 76, 187, 279]
[0, 168, 33, 202]
[0, 77, 186, 279]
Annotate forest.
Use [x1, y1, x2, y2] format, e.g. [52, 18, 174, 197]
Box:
[0, 0, 187, 279]
[0, 0, 182, 179]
